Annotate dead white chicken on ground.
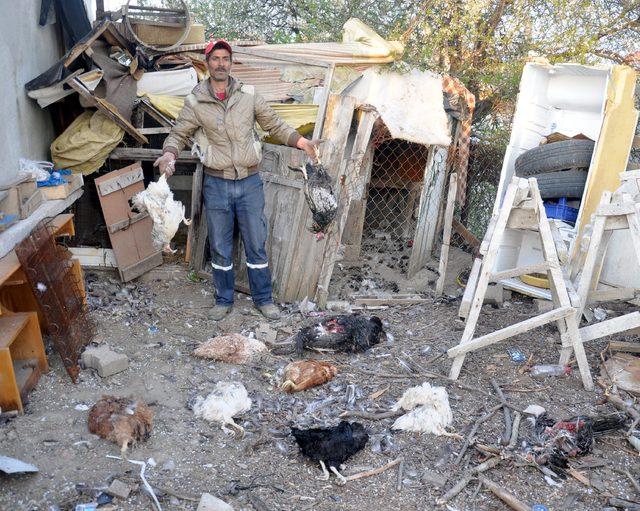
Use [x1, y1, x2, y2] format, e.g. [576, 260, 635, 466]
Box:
[192, 381, 251, 436]
[391, 382, 453, 435]
[131, 173, 191, 253]
[193, 334, 267, 364]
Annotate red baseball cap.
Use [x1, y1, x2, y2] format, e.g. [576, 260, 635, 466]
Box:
[205, 39, 233, 57]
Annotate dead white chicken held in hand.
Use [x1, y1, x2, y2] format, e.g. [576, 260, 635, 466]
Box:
[192, 381, 251, 437]
[131, 173, 191, 253]
[289, 147, 337, 239]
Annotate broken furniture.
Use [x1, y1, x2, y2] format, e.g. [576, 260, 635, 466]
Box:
[0, 215, 83, 411]
[0, 307, 48, 414]
[15, 219, 94, 382]
[447, 176, 594, 391]
[95, 163, 163, 282]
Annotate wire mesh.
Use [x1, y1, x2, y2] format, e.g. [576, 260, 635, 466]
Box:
[15, 221, 95, 382]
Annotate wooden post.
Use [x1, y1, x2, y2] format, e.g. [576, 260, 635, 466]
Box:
[435, 173, 458, 295]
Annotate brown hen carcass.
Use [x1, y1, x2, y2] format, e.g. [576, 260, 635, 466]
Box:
[281, 360, 338, 393]
[193, 334, 267, 364]
[88, 395, 153, 455]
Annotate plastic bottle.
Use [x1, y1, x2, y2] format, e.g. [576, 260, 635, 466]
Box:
[529, 364, 572, 378]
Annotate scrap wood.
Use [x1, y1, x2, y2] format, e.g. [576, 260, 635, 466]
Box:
[396, 458, 404, 492]
[478, 476, 530, 511]
[455, 404, 503, 465]
[368, 386, 390, 400]
[436, 455, 504, 505]
[604, 393, 640, 421]
[490, 378, 512, 446]
[339, 409, 402, 421]
[506, 412, 521, 450]
[345, 457, 402, 482]
[151, 484, 198, 502]
[609, 341, 640, 354]
[608, 497, 640, 510]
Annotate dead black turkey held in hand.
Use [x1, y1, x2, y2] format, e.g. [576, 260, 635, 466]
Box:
[289, 160, 338, 238]
[294, 314, 385, 355]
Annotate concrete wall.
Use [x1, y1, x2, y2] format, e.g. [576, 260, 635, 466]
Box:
[0, 3, 62, 186]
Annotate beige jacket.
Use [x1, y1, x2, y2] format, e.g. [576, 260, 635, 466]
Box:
[163, 78, 301, 180]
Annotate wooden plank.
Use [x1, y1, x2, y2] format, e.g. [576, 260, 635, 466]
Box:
[459, 257, 481, 318]
[97, 166, 144, 196]
[578, 311, 640, 343]
[452, 218, 480, 250]
[608, 340, 640, 353]
[588, 287, 638, 303]
[530, 178, 593, 390]
[68, 78, 148, 144]
[68, 247, 117, 268]
[139, 127, 172, 135]
[407, 146, 448, 276]
[597, 202, 636, 216]
[109, 147, 198, 162]
[506, 208, 539, 230]
[283, 95, 355, 302]
[490, 262, 549, 282]
[549, 220, 569, 265]
[449, 178, 521, 380]
[63, 19, 111, 67]
[108, 211, 150, 233]
[435, 173, 458, 295]
[232, 46, 330, 67]
[120, 251, 164, 281]
[605, 215, 630, 230]
[501, 278, 552, 300]
[186, 163, 203, 265]
[314, 109, 376, 307]
[447, 306, 574, 358]
[625, 199, 640, 263]
[312, 63, 335, 140]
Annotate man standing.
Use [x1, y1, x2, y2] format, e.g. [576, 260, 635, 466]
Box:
[155, 39, 319, 320]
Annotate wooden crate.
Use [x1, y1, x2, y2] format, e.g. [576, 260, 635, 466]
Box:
[0, 309, 48, 413]
[40, 173, 84, 200]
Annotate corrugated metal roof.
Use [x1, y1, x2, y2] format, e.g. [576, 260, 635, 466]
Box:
[231, 63, 321, 102]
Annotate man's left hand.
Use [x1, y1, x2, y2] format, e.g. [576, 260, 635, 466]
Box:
[297, 138, 323, 162]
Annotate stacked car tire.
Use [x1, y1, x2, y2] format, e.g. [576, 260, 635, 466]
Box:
[514, 139, 594, 199]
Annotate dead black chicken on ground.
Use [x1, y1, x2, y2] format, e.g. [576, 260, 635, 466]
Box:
[291, 421, 369, 484]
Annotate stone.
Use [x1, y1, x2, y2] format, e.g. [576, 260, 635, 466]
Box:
[421, 469, 448, 487]
[483, 283, 504, 305]
[533, 299, 554, 313]
[81, 345, 128, 378]
[106, 479, 131, 499]
[255, 323, 277, 344]
[197, 493, 234, 511]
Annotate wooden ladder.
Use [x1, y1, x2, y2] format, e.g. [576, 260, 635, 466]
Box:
[447, 176, 594, 390]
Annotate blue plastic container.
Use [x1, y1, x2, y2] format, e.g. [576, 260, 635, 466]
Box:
[544, 197, 578, 224]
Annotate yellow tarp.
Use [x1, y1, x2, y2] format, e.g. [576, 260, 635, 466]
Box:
[573, 65, 639, 256]
[51, 110, 124, 175]
[141, 93, 318, 140]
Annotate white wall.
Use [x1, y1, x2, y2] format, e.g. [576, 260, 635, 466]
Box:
[0, 2, 62, 186]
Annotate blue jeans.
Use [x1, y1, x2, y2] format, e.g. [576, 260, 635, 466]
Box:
[203, 173, 273, 307]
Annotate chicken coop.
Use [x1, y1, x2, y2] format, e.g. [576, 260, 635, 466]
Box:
[20, 8, 472, 304]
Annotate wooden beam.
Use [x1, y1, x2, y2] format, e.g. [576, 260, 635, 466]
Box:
[490, 262, 549, 282]
[138, 127, 172, 135]
[452, 218, 480, 250]
[578, 311, 640, 343]
[458, 257, 481, 318]
[68, 78, 148, 144]
[588, 287, 638, 303]
[109, 147, 198, 162]
[312, 63, 335, 140]
[232, 46, 330, 67]
[435, 173, 458, 295]
[608, 340, 640, 353]
[63, 19, 111, 67]
[447, 306, 574, 358]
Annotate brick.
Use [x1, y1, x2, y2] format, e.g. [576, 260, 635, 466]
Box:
[483, 283, 504, 305]
[106, 479, 131, 499]
[81, 345, 128, 377]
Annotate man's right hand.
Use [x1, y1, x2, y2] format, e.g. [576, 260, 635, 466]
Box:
[154, 152, 177, 176]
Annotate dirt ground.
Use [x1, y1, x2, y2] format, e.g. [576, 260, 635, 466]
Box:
[1, 257, 639, 511]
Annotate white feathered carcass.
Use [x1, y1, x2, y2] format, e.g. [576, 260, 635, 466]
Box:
[131, 174, 191, 253]
[192, 381, 252, 436]
[391, 382, 453, 435]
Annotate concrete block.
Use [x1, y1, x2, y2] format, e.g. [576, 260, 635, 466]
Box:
[197, 493, 234, 511]
[106, 479, 131, 499]
[483, 283, 504, 305]
[534, 298, 554, 313]
[81, 345, 128, 377]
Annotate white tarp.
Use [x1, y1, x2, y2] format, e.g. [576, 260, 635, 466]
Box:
[136, 67, 198, 97]
[346, 67, 451, 147]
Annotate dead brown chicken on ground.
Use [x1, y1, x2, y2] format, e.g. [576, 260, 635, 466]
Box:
[88, 395, 153, 455]
[281, 360, 338, 393]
